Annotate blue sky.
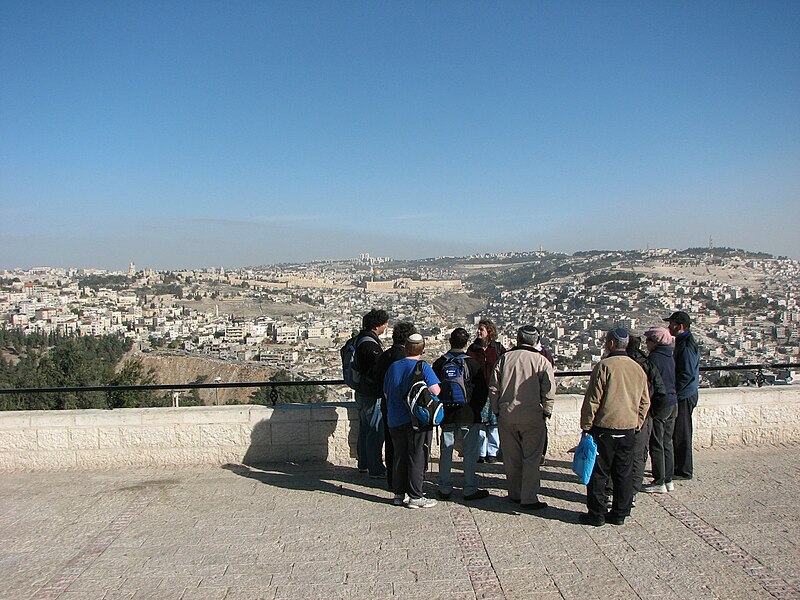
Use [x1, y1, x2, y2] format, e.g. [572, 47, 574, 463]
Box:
[1, 1, 799, 270]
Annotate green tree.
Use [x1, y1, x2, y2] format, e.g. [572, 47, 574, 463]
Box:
[250, 370, 325, 405]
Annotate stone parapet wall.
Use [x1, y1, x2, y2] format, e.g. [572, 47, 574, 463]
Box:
[0, 387, 798, 471]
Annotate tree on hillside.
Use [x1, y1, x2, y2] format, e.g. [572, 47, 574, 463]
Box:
[250, 369, 325, 405]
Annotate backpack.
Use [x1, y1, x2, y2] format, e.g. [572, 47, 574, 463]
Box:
[405, 361, 444, 431]
[340, 335, 376, 390]
[438, 352, 469, 405]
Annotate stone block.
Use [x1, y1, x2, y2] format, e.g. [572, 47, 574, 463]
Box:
[25, 450, 78, 471]
[265, 404, 312, 423]
[783, 427, 800, 444]
[552, 413, 580, 438]
[121, 426, 174, 448]
[741, 427, 782, 445]
[37, 428, 70, 450]
[173, 424, 202, 448]
[248, 406, 274, 426]
[74, 410, 143, 427]
[69, 427, 99, 449]
[710, 428, 742, 447]
[0, 429, 38, 452]
[694, 427, 713, 448]
[141, 408, 185, 424]
[760, 404, 800, 425]
[99, 428, 124, 449]
[553, 395, 583, 412]
[27, 412, 75, 427]
[182, 406, 250, 424]
[694, 405, 760, 428]
[271, 422, 309, 445]
[0, 413, 32, 428]
[200, 423, 248, 447]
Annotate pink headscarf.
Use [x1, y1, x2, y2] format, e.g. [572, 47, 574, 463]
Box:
[644, 326, 674, 346]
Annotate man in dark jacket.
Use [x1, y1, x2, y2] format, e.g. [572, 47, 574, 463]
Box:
[353, 309, 389, 478]
[664, 311, 700, 480]
[433, 328, 489, 501]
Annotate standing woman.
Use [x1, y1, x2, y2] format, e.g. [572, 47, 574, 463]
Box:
[384, 333, 441, 509]
[642, 327, 678, 493]
[468, 319, 506, 463]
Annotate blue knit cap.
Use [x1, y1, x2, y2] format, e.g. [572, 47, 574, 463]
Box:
[609, 327, 629, 343]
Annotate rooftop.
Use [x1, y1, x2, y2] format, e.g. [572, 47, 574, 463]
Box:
[2, 445, 798, 599]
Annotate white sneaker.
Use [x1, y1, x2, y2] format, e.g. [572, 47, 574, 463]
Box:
[642, 483, 668, 494]
[666, 481, 675, 492]
[406, 496, 437, 509]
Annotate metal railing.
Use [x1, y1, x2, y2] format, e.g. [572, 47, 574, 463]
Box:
[1, 362, 797, 407]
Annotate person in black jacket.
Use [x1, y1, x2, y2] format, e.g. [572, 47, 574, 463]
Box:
[353, 309, 389, 478]
[374, 321, 417, 490]
[665, 311, 700, 479]
[432, 328, 489, 501]
[643, 326, 678, 493]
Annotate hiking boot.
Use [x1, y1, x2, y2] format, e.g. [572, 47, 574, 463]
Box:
[406, 496, 437, 509]
[464, 489, 490, 501]
[666, 481, 675, 492]
[642, 483, 668, 494]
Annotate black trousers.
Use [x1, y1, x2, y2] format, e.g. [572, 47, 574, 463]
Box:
[390, 424, 428, 500]
[673, 394, 697, 478]
[380, 398, 394, 488]
[588, 427, 635, 520]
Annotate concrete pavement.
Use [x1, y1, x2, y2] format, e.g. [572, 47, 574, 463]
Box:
[1, 445, 799, 599]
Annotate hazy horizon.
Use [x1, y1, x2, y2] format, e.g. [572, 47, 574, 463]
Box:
[2, 2, 799, 270]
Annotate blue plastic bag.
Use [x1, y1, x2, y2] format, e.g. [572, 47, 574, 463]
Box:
[572, 431, 598, 485]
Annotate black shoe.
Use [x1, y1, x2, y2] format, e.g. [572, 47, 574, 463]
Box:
[579, 513, 605, 527]
[477, 457, 485, 463]
[673, 473, 693, 480]
[485, 456, 497, 464]
[606, 514, 626, 526]
[507, 496, 521, 504]
[464, 489, 490, 501]
[520, 501, 548, 511]
[436, 490, 452, 501]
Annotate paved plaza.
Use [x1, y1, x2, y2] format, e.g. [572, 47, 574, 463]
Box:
[1, 445, 799, 600]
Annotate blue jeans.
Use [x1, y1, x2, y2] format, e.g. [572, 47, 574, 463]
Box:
[479, 424, 500, 458]
[439, 423, 482, 496]
[355, 393, 385, 476]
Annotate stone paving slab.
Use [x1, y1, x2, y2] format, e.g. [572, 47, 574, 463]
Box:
[1, 446, 799, 599]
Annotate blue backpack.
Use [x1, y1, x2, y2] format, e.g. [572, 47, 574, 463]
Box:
[405, 361, 444, 431]
[438, 352, 469, 405]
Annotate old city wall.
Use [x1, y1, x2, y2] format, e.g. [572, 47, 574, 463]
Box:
[0, 387, 798, 471]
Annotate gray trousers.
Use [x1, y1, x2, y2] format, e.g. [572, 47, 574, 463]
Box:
[498, 420, 547, 504]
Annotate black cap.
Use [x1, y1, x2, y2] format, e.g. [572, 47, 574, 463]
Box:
[608, 327, 629, 343]
[664, 311, 691, 326]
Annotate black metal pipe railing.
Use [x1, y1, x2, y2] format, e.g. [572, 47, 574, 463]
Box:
[0, 362, 797, 406]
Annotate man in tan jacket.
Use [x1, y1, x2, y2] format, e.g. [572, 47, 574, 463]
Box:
[489, 325, 556, 511]
[580, 328, 650, 527]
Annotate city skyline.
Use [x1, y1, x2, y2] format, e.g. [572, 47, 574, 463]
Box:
[2, 2, 799, 270]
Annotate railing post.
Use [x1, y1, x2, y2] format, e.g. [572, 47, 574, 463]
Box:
[756, 366, 766, 388]
[269, 387, 279, 406]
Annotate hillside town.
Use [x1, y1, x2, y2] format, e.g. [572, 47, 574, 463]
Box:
[2, 248, 799, 397]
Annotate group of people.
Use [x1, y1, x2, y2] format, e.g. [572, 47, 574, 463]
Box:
[348, 308, 700, 520]
[580, 310, 700, 526]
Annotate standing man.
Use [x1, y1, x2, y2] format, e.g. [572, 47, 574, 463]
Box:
[664, 311, 700, 480]
[468, 319, 506, 463]
[489, 325, 556, 511]
[375, 321, 417, 490]
[354, 309, 389, 479]
[432, 328, 489, 502]
[580, 328, 650, 527]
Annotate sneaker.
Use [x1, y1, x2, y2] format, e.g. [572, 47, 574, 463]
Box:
[666, 481, 675, 492]
[436, 490, 452, 501]
[464, 489, 490, 501]
[579, 513, 605, 527]
[605, 496, 613, 510]
[631, 495, 636, 508]
[392, 494, 406, 506]
[406, 496, 437, 509]
[642, 483, 668, 494]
